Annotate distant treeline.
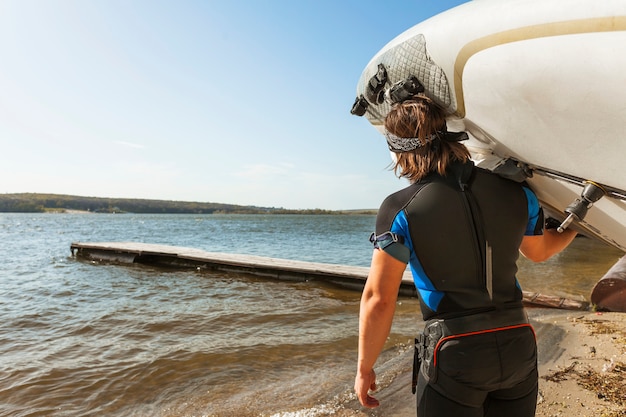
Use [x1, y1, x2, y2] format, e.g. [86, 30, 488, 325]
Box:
[0, 193, 375, 215]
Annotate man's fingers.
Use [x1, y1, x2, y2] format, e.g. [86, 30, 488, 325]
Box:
[355, 369, 380, 408]
[365, 393, 380, 408]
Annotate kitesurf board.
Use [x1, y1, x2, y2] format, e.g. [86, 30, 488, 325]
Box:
[353, 0, 626, 254]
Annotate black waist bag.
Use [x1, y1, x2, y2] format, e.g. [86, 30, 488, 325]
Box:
[412, 308, 534, 401]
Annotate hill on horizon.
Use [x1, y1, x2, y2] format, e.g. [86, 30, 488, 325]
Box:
[0, 193, 375, 215]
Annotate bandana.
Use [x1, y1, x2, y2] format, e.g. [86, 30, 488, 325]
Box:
[384, 130, 438, 152]
[384, 128, 469, 153]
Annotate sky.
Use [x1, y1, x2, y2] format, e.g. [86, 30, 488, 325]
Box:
[0, 0, 470, 210]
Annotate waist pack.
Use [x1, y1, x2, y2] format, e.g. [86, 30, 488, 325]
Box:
[411, 307, 533, 395]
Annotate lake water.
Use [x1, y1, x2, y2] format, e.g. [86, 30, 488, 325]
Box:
[0, 213, 622, 417]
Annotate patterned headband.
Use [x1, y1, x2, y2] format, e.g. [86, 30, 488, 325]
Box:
[384, 127, 469, 153]
[383, 130, 441, 153]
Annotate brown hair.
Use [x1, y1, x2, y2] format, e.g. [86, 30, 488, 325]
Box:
[384, 95, 470, 182]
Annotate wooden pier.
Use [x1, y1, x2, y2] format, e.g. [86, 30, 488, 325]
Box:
[70, 242, 590, 310]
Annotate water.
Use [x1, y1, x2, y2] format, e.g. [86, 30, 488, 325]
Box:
[0, 213, 622, 417]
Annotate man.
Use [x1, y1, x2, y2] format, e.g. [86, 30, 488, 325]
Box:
[354, 95, 577, 416]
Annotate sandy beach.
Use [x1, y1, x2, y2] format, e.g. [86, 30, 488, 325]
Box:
[331, 309, 626, 417]
[533, 310, 626, 417]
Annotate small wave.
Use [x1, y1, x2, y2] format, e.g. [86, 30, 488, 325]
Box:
[267, 388, 367, 417]
[270, 403, 343, 417]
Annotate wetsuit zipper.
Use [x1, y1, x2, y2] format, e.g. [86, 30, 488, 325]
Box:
[459, 186, 486, 292]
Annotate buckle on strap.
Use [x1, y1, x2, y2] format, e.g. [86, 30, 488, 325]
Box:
[369, 231, 404, 249]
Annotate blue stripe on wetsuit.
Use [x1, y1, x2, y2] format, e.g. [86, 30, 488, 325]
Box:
[388, 211, 446, 310]
[523, 186, 543, 236]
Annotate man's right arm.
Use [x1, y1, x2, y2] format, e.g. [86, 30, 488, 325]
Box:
[519, 228, 577, 262]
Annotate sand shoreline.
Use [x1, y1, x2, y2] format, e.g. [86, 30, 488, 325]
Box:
[533, 310, 626, 417]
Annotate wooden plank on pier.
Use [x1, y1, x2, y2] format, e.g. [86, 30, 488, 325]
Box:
[70, 241, 414, 295]
[70, 241, 590, 311]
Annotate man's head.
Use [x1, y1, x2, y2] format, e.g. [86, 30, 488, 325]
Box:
[383, 94, 470, 182]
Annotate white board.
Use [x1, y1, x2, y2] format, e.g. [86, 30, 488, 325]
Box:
[353, 0, 626, 252]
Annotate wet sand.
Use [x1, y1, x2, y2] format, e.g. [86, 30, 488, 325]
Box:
[334, 309, 626, 417]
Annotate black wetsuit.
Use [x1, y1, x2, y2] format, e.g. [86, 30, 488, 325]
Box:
[372, 160, 543, 416]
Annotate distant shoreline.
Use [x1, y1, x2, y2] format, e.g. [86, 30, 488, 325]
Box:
[0, 193, 377, 215]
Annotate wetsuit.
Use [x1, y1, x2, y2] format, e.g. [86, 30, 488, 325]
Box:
[372, 160, 543, 417]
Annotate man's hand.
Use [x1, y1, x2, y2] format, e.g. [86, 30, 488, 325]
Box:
[355, 368, 380, 408]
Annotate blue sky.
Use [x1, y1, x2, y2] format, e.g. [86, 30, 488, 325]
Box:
[0, 0, 469, 210]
